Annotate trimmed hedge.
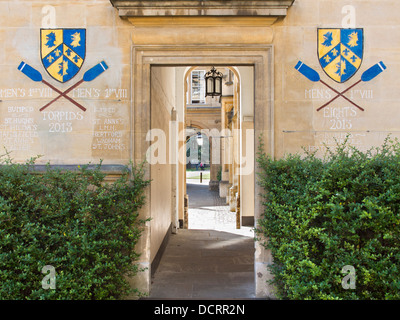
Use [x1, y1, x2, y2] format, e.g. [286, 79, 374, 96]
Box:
[256, 137, 400, 299]
[0, 155, 150, 300]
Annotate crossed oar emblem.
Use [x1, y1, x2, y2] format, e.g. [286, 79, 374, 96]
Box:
[18, 61, 108, 112]
[295, 61, 387, 112]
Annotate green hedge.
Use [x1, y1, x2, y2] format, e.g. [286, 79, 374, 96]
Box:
[0, 155, 150, 300]
[256, 137, 400, 299]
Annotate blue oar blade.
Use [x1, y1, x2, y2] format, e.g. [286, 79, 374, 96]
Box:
[18, 61, 42, 82]
[83, 61, 108, 82]
[295, 61, 320, 82]
[361, 61, 386, 82]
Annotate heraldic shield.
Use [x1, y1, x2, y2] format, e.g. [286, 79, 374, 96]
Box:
[40, 28, 86, 83]
[318, 28, 363, 83]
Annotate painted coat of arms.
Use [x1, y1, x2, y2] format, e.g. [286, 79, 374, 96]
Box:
[318, 28, 363, 83]
[40, 28, 86, 83]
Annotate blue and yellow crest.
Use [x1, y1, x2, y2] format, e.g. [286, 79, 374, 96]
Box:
[318, 28, 363, 83]
[40, 28, 86, 83]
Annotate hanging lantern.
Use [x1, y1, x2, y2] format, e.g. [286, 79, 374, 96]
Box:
[205, 67, 223, 97]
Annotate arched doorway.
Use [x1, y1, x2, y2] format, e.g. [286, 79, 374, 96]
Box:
[183, 66, 245, 232]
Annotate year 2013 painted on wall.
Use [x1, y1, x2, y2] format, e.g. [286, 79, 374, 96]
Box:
[0, 22, 128, 158]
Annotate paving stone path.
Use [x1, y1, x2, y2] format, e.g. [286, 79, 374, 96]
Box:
[148, 180, 255, 299]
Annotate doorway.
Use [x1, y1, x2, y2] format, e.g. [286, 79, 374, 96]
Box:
[184, 66, 253, 236]
[132, 45, 274, 298]
[146, 64, 255, 299]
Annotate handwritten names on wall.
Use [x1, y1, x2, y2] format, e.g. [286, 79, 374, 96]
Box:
[0, 106, 38, 151]
[91, 106, 127, 156]
[0, 86, 129, 160]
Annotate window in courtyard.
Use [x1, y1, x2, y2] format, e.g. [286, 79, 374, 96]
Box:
[190, 70, 206, 104]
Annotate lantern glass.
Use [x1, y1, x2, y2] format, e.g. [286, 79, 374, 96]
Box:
[215, 77, 222, 95]
[206, 77, 214, 95]
[205, 67, 223, 97]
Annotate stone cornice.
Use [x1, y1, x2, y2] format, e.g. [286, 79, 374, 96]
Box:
[110, 0, 295, 18]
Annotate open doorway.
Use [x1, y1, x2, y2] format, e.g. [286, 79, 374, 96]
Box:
[147, 65, 256, 298]
[132, 43, 274, 298]
[184, 66, 254, 237]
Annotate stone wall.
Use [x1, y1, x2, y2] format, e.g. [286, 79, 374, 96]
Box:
[0, 0, 132, 165]
[273, 0, 399, 158]
[2, 0, 400, 299]
[149, 67, 175, 264]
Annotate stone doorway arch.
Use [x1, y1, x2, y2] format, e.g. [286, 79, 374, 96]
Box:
[184, 66, 241, 194]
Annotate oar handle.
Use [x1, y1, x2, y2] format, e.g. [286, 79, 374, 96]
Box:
[317, 95, 341, 112]
[39, 79, 85, 112]
[318, 80, 364, 112]
[41, 80, 86, 112]
[38, 60, 108, 112]
[61, 79, 84, 96]
[338, 80, 362, 96]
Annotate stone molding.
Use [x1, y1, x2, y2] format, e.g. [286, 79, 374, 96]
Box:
[130, 44, 275, 297]
[110, 0, 295, 18]
[7, 164, 130, 182]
